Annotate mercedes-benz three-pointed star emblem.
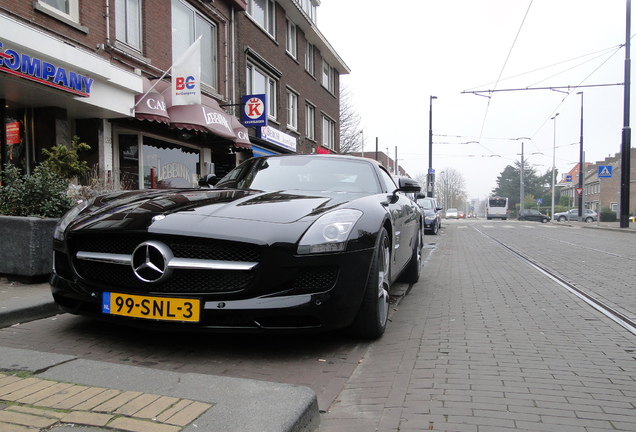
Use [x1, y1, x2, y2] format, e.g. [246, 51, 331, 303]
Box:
[131, 241, 174, 283]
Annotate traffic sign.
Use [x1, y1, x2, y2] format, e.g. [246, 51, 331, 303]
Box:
[598, 165, 613, 178]
[566, 175, 573, 182]
[536, 198, 543, 204]
[575, 188, 584, 196]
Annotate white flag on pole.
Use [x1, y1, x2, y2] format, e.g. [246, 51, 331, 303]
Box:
[171, 36, 202, 106]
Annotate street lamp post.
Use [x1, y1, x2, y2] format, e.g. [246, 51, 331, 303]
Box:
[577, 91, 584, 220]
[551, 113, 559, 219]
[427, 95, 437, 197]
[520, 141, 525, 216]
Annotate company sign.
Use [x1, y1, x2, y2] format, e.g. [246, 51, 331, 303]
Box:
[0, 41, 93, 97]
[257, 125, 297, 152]
[242, 94, 267, 127]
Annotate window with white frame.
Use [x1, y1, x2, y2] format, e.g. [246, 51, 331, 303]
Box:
[247, 63, 277, 119]
[305, 42, 314, 75]
[322, 59, 335, 93]
[305, 104, 315, 140]
[287, 90, 298, 130]
[38, 0, 79, 22]
[116, 0, 142, 51]
[171, 0, 217, 90]
[322, 115, 335, 150]
[296, 0, 316, 22]
[247, 0, 275, 36]
[286, 18, 297, 58]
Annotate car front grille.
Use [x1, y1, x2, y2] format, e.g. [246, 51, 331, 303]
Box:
[69, 233, 260, 294]
[64, 233, 338, 296]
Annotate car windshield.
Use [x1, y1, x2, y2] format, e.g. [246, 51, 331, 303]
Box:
[215, 156, 382, 194]
[418, 199, 434, 210]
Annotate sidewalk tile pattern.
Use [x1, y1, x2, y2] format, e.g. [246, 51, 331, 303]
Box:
[0, 373, 212, 431]
[318, 224, 636, 431]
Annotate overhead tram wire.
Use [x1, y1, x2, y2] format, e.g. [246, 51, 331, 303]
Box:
[475, 0, 534, 153]
[463, 43, 624, 93]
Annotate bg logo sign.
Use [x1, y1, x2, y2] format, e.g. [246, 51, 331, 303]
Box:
[241, 94, 267, 126]
[175, 76, 196, 90]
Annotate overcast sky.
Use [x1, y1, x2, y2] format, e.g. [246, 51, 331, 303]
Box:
[317, 1, 631, 199]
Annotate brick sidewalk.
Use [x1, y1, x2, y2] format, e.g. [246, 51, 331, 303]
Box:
[318, 223, 636, 431]
[0, 372, 211, 431]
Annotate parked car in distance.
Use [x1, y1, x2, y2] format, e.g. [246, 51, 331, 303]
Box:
[50, 154, 424, 339]
[518, 209, 550, 223]
[445, 208, 458, 219]
[554, 208, 598, 222]
[416, 196, 442, 235]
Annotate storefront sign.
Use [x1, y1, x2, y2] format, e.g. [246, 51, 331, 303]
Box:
[6, 121, 20, 145]
[0, 41, 93, 97]
[257, 125, 296, 152]
[241, 94, 267, 126]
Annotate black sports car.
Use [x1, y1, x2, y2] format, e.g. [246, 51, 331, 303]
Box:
[50, 154, 423, 338]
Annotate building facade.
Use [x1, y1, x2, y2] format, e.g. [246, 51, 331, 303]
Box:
[559, 151, 636, 216]
[0, 0, 348, 190]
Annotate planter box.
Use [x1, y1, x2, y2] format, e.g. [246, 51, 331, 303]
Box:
[0, 216, 58, 278]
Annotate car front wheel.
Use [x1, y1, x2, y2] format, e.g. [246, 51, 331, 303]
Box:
[349, 228, 391, 339]
[558, 216, 566, 222]
[541, 218, 549, 223]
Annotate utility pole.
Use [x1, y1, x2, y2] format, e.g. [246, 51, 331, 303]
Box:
[577, 91, 584, 220]
[427, 95, 437, 197]
[620, 0, 631, 227]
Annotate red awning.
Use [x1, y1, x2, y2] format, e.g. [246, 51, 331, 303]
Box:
[132, 78, 251, 147]
[232, 116, 251, 148]
[134, 77, 170, 124]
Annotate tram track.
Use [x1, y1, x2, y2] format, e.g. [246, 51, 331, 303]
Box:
[475, 226, 636, 336]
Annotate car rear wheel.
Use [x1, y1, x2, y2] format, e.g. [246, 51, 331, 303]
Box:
[584, 217, 593, 223]
[349, 228, 391, 339]
[431, 221, 439, 235]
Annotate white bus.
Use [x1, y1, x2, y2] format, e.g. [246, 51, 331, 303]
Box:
[486, 196, 509, 220]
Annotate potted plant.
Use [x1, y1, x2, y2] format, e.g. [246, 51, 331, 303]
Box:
[0, 136, 89, 280]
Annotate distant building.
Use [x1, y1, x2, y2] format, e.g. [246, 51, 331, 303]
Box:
[559, 150, 636, 215]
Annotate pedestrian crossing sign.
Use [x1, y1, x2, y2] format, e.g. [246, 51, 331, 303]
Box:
[598, 165, 612, 178]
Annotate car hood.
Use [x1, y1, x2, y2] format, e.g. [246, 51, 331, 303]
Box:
[69, 188, 362, 234]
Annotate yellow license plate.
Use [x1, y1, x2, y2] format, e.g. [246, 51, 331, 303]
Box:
[102, 292, 200, 322]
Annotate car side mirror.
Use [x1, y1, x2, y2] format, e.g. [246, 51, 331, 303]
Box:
[198, 174, 218, 187]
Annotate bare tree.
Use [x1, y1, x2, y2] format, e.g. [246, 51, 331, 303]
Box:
[436, 167, 467, 210]
[339, 84, 364, 154]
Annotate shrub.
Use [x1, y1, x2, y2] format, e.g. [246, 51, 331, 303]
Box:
[600, 208, 617, 222]
[41, 135, 91, 180]
[0, 164, 74, 218]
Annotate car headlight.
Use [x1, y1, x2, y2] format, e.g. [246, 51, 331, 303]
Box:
[297, 209, 363, 254]
[53, 199, 90, 241]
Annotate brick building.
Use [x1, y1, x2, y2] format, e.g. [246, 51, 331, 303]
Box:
[559, 150, 636, 216]
[0, 0, 348, 189]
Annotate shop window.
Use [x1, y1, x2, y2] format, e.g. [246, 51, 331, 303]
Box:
[116, 0, 142, 51]
[172, 0, 218, 91]
[143, 137, 200, 188]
